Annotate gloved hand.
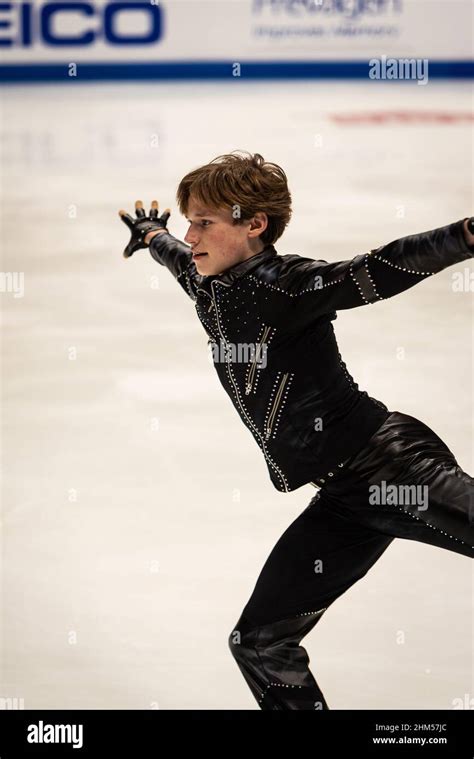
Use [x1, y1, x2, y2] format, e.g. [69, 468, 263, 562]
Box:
[463, 216, 474, 252]
[119, 200, 171, 258]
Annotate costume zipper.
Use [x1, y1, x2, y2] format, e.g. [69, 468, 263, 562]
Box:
[245, 325, 271, 395]
[197, 288, 214, 310]
[265, 373, 289, 440]
[209, 280, 290, 492]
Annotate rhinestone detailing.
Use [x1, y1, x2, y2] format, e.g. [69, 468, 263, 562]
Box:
[311, 460, 347, 488]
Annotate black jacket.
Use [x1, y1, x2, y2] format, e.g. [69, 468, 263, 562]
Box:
[148, 218, 474, 492]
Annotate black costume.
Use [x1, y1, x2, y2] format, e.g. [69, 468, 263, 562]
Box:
[148, 218, 474, 709]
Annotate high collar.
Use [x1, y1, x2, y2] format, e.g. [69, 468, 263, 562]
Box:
[206, 244, 278, 286]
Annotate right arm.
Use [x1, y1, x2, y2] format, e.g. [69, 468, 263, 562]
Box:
[146, 230, 203, 301]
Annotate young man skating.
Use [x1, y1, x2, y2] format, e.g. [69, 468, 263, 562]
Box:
[119, 151, 474, 710]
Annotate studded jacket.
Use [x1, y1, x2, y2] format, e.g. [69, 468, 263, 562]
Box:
[148, 218, 474, 493]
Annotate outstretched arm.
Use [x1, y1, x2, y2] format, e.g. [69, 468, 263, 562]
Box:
[351, 217, 474, 303]
[119, 200, 202, 301]
[267, 217, 474, 325]
[146, 229, 203, 301]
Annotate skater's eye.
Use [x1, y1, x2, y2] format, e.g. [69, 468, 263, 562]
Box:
[186, 219, 211, 227]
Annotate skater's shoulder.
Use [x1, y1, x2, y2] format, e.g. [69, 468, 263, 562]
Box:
[276, 252, 329, 270]
[250, 250, 329, 294]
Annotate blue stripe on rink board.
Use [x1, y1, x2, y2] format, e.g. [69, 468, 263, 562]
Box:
[1, 60, 473, 83]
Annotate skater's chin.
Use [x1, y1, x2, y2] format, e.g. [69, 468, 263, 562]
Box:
[194, 257, 214, 274]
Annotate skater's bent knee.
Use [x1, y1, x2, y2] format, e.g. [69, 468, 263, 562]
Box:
[228, 615, 258, 659]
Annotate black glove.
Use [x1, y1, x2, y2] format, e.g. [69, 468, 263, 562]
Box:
[119, 200, 171, 258]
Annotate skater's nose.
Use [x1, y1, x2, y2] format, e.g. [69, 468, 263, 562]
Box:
[184, 228, 199, 245]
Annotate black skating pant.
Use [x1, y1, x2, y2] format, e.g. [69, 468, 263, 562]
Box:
[228, 411, 474, 709]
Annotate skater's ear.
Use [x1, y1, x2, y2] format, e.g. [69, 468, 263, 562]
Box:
[247, 211, 268, 241]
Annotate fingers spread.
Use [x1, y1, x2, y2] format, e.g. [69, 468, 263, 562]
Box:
[119, 211, 135, 229]
[135, 200, 146, 218]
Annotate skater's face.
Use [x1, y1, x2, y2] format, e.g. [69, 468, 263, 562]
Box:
[183, 196, 268, 276]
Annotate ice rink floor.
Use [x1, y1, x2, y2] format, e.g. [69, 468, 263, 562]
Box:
[1, 80, 473, 709]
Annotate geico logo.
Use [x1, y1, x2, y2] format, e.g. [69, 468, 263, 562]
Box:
[0, 1, 162, 47]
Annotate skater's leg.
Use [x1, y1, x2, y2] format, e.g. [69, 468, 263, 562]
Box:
[228, 494, 394, 710]
[321, 411, 474, 558]
[229, 412, 472, 710]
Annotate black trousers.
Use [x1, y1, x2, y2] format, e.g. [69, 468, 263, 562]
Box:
[228, 411, 474, 709]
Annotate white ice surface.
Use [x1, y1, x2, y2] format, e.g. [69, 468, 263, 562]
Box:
[0, 80, 472, 709]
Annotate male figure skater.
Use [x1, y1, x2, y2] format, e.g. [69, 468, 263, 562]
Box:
[119, 151, 474, 710]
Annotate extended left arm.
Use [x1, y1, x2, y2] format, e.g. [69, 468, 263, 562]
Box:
[147, 221, 474, 311]
[352, 216, 474, 304]
[269, 217, 474, 325]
